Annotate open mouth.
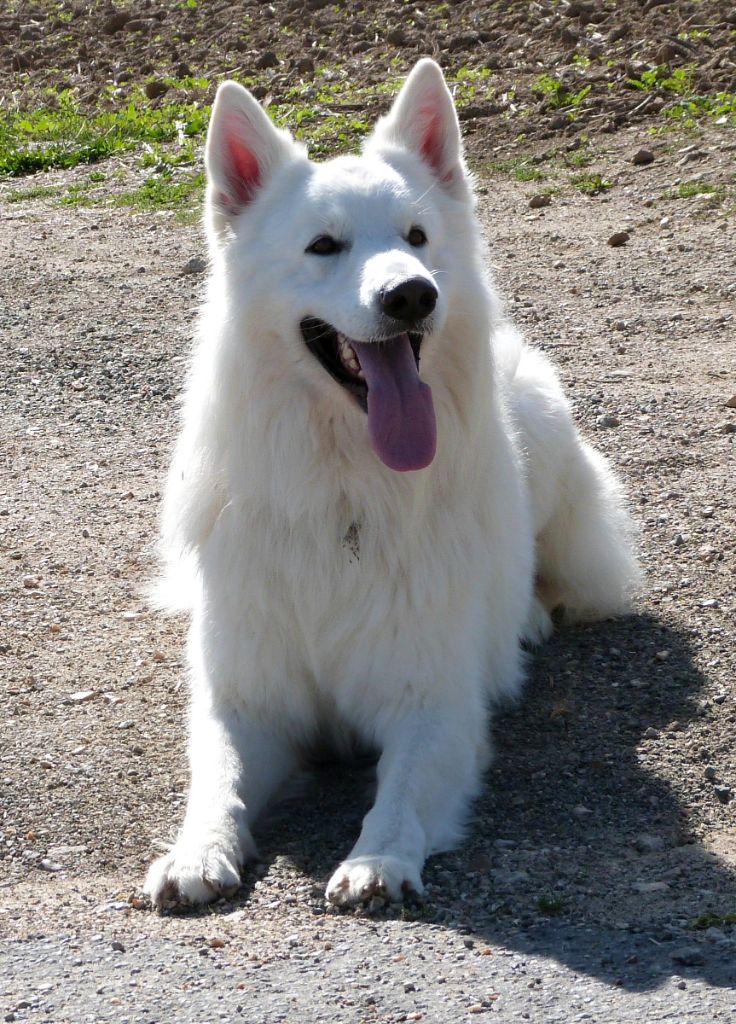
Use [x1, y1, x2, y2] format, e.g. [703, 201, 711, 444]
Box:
[300, 317, 436, 473]
[300, 317, 423, 413]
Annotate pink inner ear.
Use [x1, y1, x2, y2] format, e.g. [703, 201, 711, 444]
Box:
[418, 106, 444, 176]
[224, 118, 261, 205]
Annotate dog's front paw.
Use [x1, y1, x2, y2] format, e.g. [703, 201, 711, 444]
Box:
[326, 854, 424, 907]
[144, 837, 244, 908]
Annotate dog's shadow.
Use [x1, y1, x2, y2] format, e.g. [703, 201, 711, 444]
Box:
[228, 613, 736, 991]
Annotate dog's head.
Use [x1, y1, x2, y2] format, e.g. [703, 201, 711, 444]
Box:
[204, 60, 479, 472]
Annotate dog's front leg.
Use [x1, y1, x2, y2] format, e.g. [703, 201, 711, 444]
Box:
[145, 700, 295, 907]
[326, 700, 489, 906]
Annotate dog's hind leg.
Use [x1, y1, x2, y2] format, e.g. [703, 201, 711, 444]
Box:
[325, 697, 489, 906]
[144, 702, 296, 907]
[534, 440, 640, 622]
[503, 333, 640, 626]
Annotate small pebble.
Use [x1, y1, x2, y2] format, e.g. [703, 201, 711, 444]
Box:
[255, 50, 279, 69]
[632, 880, 669, 893]
[387, 27, 408, 45]
[671, 946, 704, 966]
[633, 834, 665, 853]
[607, 231, 630, 247]
[714, 786, 732, 804]
[68, 689, 97, 704]
[632, 149, 654, 166]
[698, 544, 719, 562]
[182, 256, 207, 276]
[39, 859, 63, 872]
[704, 766, 717, 781]
[144, 80, 169, 100]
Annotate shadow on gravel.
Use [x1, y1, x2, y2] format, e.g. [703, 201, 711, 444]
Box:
[236, 613, 736, 990]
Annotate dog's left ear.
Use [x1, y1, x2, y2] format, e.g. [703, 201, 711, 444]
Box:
[366, 59, 468, 198]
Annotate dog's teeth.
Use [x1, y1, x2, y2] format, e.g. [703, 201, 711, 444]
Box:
[337, 337, 364, 377]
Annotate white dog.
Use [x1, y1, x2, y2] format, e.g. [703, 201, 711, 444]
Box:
[144, 59, 639, 909]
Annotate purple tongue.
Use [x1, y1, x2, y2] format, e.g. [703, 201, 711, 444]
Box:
[353, 335, 436, 472]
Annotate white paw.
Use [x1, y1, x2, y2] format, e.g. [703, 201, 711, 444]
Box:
[326, 854, 424, 907]
[144, 837, 244, 908]
[521, 595, 554, 647]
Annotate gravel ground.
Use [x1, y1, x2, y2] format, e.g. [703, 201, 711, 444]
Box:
[2, 1, 736, 1017]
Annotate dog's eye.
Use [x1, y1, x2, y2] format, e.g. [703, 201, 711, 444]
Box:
[306, 235, 343, 256]
[407, 226, 428, 247]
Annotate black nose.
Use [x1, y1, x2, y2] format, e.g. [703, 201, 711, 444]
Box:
[380, 277, 438, 325]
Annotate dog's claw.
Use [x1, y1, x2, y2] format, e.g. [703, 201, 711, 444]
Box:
[326, 855, 424, 908]
[145, 839, 243, 909]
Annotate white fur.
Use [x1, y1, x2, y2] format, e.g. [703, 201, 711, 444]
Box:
[144, 60, 639, 908]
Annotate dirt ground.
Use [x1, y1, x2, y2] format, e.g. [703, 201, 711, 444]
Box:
[2, 2, 736, 1022]
[3, 0, 736, 142]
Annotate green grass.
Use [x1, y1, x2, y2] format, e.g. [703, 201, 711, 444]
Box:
[628, 64, 695, 95]
[268, 67, 493, 157]
[0, 86, 208, 177]
[2, 164, 204, 218]
[663, 90, 736, 128]
[58, 180, 96, 206]
[564, 142, 597, 169]
[111, 170, 206, 212]
[484, 156, 545, 182]
[570, 172, 613, 194]
[533, 73, 591, 111]
[1, 61, 500, 180]
[628, 64, 736, 130]
[447, 66, 495, 107]
[5, 183, 63, 202]
[664, 179, 724, 200]
[691, 911, 736, 930]
[537, 894, 565, 916]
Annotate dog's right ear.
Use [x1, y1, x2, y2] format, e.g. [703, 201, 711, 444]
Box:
[205, 81, 298, 232]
